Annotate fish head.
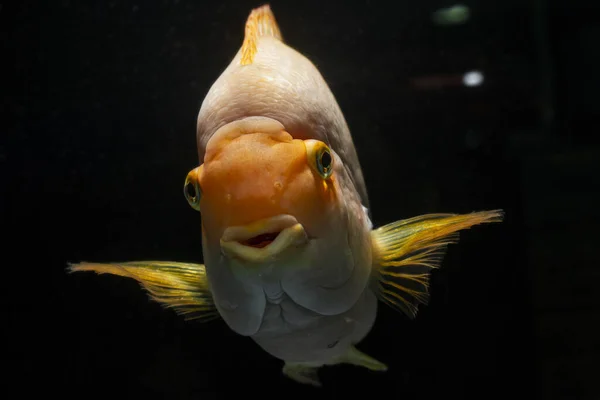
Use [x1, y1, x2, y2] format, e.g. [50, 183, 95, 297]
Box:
[184, 117, 348, 271]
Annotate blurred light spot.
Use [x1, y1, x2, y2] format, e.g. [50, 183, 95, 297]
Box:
[432, 4, 470, 26]
[463, 71, 484, 87]
[465, 130, 482, 150]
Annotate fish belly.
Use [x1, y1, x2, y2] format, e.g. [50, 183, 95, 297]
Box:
[251, 286, 377, 364]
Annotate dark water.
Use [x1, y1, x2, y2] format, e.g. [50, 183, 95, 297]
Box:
[6, 1, 598, 399]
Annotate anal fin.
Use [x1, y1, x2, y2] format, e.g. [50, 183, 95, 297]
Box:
[283, 362, 322, 387]
[67, 261, 219, 322]
[282, 346, 387, 387]
[371, 210, 504, 318]
[337, 345, 388, 372]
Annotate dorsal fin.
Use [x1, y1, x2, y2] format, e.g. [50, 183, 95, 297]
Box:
[240, 4, 282, 66]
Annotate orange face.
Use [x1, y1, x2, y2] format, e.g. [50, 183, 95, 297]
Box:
[185, 129, 337, 243]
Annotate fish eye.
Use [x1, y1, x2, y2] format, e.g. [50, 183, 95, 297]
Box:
[316, 147, 333, 179]
[184, 168, 202, 211]
[306, 140, 334, 179]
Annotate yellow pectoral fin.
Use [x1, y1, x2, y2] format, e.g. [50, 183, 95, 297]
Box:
[67, 261, 219, 322]
[371, 210, 504, 319]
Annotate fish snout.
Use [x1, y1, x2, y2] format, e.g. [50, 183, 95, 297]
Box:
[220, 215, 307, 262]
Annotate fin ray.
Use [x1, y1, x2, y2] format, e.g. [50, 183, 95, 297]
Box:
[67, 261, 219, 322]
[371, 210, 504, 318]
[240, 4, 282, 66]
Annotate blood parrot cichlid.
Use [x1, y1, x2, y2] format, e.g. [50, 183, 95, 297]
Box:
[69, 5, 503, 387]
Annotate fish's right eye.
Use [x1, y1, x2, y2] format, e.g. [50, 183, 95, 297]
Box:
[184, 168, 202, 211]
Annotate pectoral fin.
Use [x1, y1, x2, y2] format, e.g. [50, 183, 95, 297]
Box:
[371, 210, 504, 318]
[68, 261, 219, 322]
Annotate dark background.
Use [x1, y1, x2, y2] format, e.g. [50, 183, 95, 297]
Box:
[5, 0, 598, 399]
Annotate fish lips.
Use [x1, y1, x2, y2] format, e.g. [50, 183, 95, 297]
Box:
[220, 215, 308, 263]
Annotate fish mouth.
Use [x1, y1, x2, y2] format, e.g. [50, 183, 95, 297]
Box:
[220, 215, 307, 262]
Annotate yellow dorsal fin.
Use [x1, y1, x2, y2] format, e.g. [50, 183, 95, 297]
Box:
[240, 4, 282, 66]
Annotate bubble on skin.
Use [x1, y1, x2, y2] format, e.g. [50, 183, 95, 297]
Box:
[270, 182, 283, 205]
[220, 300, 238, 310]
[225, 193, 232, 204]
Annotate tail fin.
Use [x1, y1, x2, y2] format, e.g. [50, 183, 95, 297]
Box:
[371, 210, 504, 319]
[240, 4, 282, 65]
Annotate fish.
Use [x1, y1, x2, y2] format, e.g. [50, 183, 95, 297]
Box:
[68, 4, 504, 387]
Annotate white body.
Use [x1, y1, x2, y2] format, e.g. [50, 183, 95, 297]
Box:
[196, 35, 376, 363]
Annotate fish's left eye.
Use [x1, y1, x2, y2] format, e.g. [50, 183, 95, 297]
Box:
[306, 140, 334, 180]
[184, 168, 202, 211]
[316, 147, 333, 179]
